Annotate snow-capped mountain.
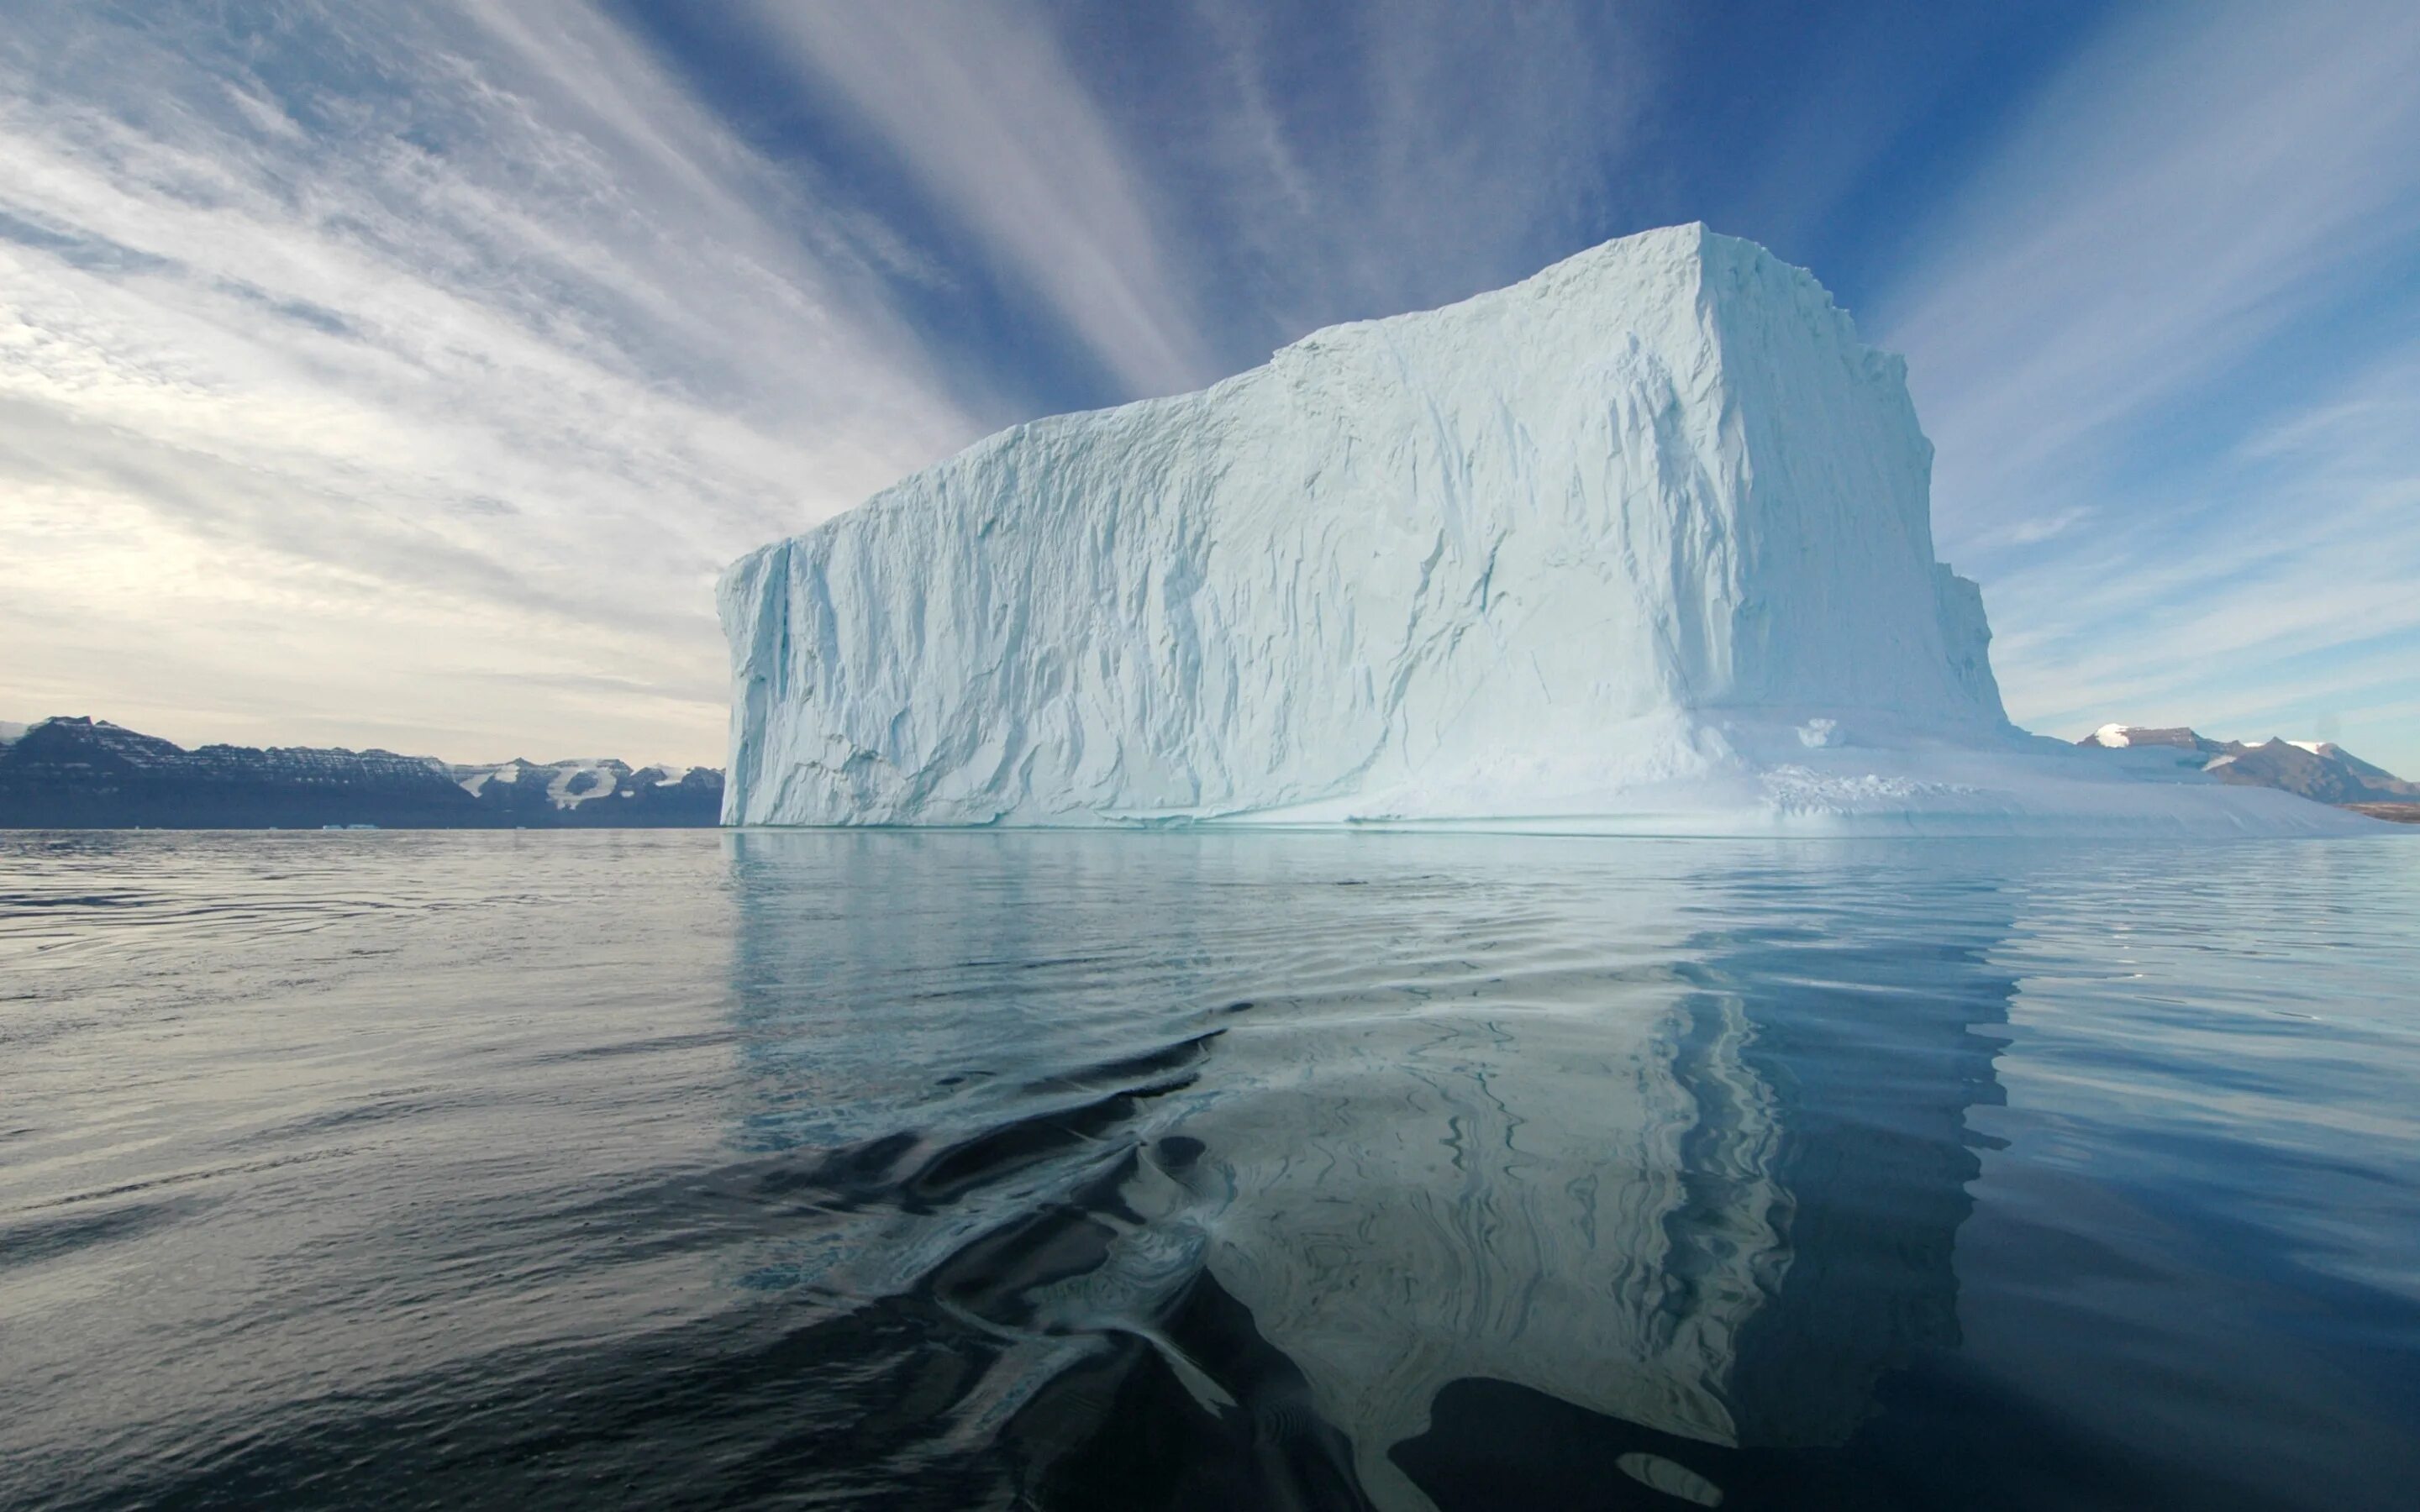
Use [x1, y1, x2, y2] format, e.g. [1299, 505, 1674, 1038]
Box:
[452, 757, 710, 810]
[0, 717, 722, 829]
[2079, 725, 2418, 811]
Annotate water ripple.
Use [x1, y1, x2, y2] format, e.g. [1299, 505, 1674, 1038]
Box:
[1, 828, 2415, 1509]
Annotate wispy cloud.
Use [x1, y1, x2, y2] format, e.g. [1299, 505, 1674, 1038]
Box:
[0, 0, 974, 762]
[1875, 0, 2420, 769]
[1173, 0, 1647, 344]
[1983, 344, 2420, 745]
[733, 0, 1649, 396]
[735, 1, 1217, 398]
[1882, 0, 2420, 541]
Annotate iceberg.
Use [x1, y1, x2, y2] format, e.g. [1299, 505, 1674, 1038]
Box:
[719, 224, 2375, 834]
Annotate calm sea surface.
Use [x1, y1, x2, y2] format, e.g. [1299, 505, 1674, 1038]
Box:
[3, 829, 2416, 1510]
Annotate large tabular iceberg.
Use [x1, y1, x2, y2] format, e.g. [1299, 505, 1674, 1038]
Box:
[720, 224, 2370, 834]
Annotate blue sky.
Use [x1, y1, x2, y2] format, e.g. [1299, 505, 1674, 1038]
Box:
[3, 0, 2415, 770]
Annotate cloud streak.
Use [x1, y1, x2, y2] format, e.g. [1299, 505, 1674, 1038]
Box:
[0, 0, 976, 762]
[731, 0, 1649, 396]
[737, 0, 1218, 399]
[1981, 345, 2420, 753]
[1881, 0, 2420, 533]
[1876, 0, 2420, 769]
[1166, 0, 1648, 350]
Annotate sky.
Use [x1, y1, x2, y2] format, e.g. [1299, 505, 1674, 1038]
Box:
[3, 0, 2416, 772]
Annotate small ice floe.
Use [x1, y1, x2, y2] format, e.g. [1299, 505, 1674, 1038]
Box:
[1618, 1451, 1724, 1505]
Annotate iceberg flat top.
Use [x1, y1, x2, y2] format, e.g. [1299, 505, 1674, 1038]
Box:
[719, 225, 2381, 836]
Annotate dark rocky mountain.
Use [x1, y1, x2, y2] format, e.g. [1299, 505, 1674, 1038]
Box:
[0, 717, 722, 829]
[2078, 723, 2420, 819]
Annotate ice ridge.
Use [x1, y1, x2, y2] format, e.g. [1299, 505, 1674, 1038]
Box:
[718, 225, 2376, 835]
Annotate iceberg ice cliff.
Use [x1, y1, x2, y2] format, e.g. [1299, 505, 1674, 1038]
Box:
[721, 224, 2374, 834]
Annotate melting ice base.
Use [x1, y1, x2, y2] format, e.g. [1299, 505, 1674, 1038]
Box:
[720, 225, 2375, 834]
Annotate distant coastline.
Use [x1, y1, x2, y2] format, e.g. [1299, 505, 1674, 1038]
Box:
[8, 711, 2411, 830]
[0, 717, 721, 830]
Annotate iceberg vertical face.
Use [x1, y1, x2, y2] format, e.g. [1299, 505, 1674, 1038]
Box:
[719, 225, 2363, 832]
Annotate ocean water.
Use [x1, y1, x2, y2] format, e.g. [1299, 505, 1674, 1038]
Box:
[3, 829, 2416, 1511]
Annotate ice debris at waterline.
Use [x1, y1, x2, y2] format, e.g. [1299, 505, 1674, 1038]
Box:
[720, 224, 2375, 835]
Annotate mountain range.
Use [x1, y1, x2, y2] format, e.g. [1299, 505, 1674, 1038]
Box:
[0, 717, 721, 829]
[4, 711, 2410, 830]
[2077, 725, 2419, 820]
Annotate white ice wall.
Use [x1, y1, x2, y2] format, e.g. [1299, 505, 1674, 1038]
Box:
[721, 225, 2027, 827]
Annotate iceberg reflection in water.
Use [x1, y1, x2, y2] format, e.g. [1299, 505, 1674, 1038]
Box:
[3, 829, 2416, 1510]
[718, 832, 2009, 1509]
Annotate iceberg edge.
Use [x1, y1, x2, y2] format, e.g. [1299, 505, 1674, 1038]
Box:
[721, 225, 2381, 837]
